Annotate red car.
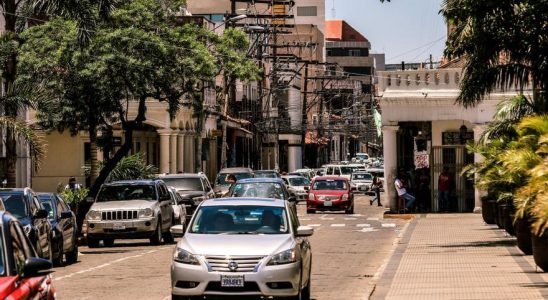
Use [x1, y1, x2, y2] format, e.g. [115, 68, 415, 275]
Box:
[0, 211, 56, 300]
[307, 176, 355, 214]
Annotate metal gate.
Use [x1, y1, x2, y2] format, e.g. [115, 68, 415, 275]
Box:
[431, 146, 475, 212]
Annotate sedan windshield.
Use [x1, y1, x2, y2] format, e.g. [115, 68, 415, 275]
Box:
[229, 182, 286, 199]
[254, 171, 279, 178]
[215, 173, 253, 186]
[313, 180, 348, 190]
[190, 205, 289, 234]
[161, 178, 203, 191]
[0, 194, 28, 219]
[97, 185, 157, 202]
[289, 177, 310, 186]
[352, 173, 372, 181]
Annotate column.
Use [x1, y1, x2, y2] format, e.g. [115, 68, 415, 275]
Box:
[177, 131, 185, 173]
[170, 130, 179, 174]
[184, 132, 193, 173]
[473, 124, 487, 213]
[287, 136, 302, 172]
[382, 125, 399, 211]
[157, 129, 171, 174]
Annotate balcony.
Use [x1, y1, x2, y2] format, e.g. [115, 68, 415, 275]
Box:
[378, 68, 462, 93]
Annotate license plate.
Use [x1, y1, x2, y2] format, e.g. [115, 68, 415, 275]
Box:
[221, 275, 244, 287]
[112, 223, 125, 230]
[324, 200, 332, 207]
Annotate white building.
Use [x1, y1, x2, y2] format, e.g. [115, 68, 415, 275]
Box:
[378, 63, 530, 212]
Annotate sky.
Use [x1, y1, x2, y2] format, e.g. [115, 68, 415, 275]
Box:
[326, 0, 447, 64]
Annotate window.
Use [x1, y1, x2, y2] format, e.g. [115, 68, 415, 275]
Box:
[349, 49, 361, 57]
[297, 6, 317, 16]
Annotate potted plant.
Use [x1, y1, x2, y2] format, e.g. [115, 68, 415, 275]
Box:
[481, 195, 497, 224]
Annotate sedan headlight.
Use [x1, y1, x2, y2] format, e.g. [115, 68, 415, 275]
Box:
[173, 247, 200, 265]
[139, 208, 153, 218]
[267, 248, 298, 265]
[86, 210, 101, 221]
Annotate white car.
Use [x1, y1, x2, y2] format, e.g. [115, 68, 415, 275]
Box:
[282, 175, 311, 202]
[168, 187, 187, 228]
[171, 198, 313, 300]
[351, 172, 374, 193]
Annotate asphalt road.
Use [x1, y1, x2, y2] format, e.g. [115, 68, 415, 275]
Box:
[53, 194, 406, 300]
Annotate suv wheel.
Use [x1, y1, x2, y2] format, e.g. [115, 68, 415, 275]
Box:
[53, 238, 63, 266]
[163, 215, 175, 244]
[150, 218, 162, 245]
[66, 243, 78, 264]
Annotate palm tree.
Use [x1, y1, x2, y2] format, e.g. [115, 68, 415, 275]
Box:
[0, 116, 45, 172]
[442, 0, 547, 112]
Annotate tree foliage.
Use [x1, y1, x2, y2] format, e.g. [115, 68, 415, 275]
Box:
[442, 0, 548, 110]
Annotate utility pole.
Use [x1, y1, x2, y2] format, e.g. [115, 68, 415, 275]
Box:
[301, 61, 309, 167]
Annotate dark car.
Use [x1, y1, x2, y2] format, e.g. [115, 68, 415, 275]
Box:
[227, 178, 295, 201]
[0, 211, 56, 299]
[37, 193, 78, 266]
[159, 173, 214, 221]
[0, 189, 52, 261]
[254, 170, 281, 178]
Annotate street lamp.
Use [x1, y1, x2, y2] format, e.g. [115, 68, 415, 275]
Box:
[213, 14, 247, 31]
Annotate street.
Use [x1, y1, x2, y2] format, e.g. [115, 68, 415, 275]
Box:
[53, 194, 406, 300]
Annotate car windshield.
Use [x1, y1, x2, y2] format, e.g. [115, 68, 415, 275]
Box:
[215, 173, 253, 186]
[352, 173, 372, 180]
[312, 180, 348, 190]
[97, 185, 157, 202]
[0, 194, 28, 219]
[288, 177, 310, 186]
[38, 195, 56, 220]
[254, 171, 279, 178]
[340, 167, 353, 175]
[229, 182, 286, 199]
[190, 205, 289, 235]
[161, 178, 203, 191]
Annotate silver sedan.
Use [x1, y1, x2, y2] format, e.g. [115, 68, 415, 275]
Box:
[171, 197, 313, 300]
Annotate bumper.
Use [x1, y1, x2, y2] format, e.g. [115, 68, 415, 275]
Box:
[307, 199, 351, 211]
[171, 261, 301, 297]
[87, 217, 157, 239]
[354, 183, 371, 192]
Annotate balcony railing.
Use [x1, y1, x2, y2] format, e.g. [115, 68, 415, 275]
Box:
[377, 68, 462, 92]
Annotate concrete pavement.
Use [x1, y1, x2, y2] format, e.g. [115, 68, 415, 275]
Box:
[372, 213, 548, 300]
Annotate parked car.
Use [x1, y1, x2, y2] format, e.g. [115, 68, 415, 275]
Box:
[307, 176, 355, 214]
[168, 187, 187, 229]
[213, 167, 254, 197]
[159, 173, 214, 221]
[254, 170, 281, 178]
[171, 198, 313, 300]
[282, 175, 311, 202]
[0, 188, 53, 261]
[0, 211, 56, 299]
[227, 178, 293, 201]
[351, 172, 374, 194]
[352, 152, 370, 164]
[292, 168, 316, 180]
[322, 164, 354, 180]
[85, 180, 175, 247]
[37, 193, 79, 266]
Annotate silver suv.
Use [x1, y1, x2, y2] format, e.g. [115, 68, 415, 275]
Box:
[85, 180, 175, 247]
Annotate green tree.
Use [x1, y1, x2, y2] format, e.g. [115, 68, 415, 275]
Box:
[442, 0, 548, 111]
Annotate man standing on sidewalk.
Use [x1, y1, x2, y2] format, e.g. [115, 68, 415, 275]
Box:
[395, 171, 416, 211]
[438, 166, 452, 212]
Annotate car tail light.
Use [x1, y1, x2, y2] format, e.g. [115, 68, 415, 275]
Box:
[308, 193, 315, 200]
[342, 194, 348, 201]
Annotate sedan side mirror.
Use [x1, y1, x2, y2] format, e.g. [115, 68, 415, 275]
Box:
[22, 257, 53, 278]
[296, 225, 314, 237]
[170, 225, 185, 237]
[60, 211, 73, 219]
[33, 209, 48, 219]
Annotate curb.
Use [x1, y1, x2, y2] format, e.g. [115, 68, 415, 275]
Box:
[362, 219, 412, 300]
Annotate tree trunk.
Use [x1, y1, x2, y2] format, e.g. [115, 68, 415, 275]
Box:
[195, 112, 205, 173]
[89, 127, 99, 186]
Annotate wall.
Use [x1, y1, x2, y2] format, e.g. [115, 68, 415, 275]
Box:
[33, 131, 86, 192]
[431, 120, 473, 147]
[294, 0, 325, 33]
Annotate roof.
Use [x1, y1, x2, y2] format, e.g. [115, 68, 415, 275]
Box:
[104, 180, 158, 185]
[158, 173, 203, 179]
[236, 178, 285, 184]
[281, 175, 307, 179]
[325, 20, 368, 42]
[201, 197, 285, 208]
[313, 176, 349, 181]
[218, 167, 253, 174]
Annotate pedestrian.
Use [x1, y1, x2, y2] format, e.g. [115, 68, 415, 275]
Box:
[395, 172, 416, 212]
[438, 166, 453, 212]
[222, 174, 237, 197]
[65, 177, 82, 191]
[370, 174, 383, 206]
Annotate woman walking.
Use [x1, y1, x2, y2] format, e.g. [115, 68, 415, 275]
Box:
[370, 175, 383, 206]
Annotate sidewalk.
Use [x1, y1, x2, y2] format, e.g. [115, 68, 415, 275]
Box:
[372, 214, 548, 300]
